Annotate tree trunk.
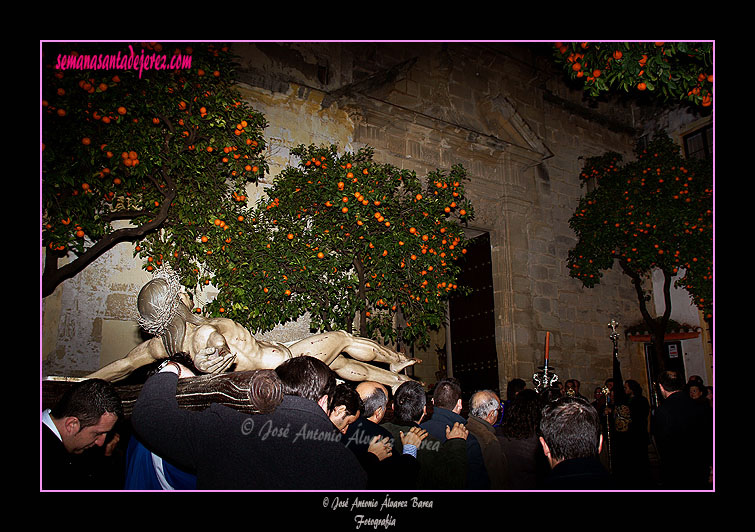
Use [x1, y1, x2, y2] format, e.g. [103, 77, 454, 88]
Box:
[353, 255, 367, 337]
[620, 261, 672, 374]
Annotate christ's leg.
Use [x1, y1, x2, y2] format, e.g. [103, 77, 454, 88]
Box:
[287, 330, 420, 372]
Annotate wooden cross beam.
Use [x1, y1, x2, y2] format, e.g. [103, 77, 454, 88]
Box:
[41, 370, 283, 418]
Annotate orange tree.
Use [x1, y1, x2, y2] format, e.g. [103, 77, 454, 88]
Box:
[42, 42, 267, 297]
[567, 132, 712, 370]
[552, 41, 713, 109]
[204, 144, 475, 348]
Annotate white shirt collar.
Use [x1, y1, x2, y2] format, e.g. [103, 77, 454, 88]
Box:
[42, 408, 62, 442]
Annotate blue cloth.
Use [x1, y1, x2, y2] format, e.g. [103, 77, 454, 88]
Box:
[124, 436, 196, 490]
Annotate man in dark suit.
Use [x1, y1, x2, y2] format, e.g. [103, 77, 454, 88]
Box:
[653, 371, 712, 489]
[130, 355, 367, 490]
[344, 381, 426, 488]
[539, 396, 614, 490]
[42, 379, 123, 490]
[382, 380, 469, 489]
[421, 377, 490, 489]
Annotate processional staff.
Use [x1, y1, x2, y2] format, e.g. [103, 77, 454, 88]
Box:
[602, 319, 621, 473]
[533, 331, 559, 393]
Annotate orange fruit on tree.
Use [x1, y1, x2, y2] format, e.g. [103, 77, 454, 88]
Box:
[117, 106, 127, 115]
[637, 82, 647, 91]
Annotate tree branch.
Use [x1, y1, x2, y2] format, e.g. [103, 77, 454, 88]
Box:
[42, 167, 177, 298]
[619, 260, 654, 326]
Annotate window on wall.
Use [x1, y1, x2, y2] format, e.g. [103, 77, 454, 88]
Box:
[682, 123, 713, 160]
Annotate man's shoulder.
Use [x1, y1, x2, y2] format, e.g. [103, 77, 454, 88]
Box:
[349, 416, 392, 439]
[273, 395, 328, 421]
[467, 416, 496, 441]
[380, 421, 409, 434]
[42, 422, 66, 455]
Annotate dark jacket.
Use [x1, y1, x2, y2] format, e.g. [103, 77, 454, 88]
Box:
[467, 415, 508, 489]
[344, 416, 419, 489]
[421, 407, 490, 489]
[653, 391, 712, 489]
[381, 419, 467, 489]
[499, 433, 550, 490]
[131, 372, 367, 490]
[541, 456, 614, 490]
[42, 422, 78, 490]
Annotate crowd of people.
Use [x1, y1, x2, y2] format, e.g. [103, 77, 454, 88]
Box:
[41, 357, 713, 491]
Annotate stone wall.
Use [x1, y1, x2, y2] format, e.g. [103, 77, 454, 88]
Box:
[230, 42, 646, 393]
[42, 42, 655, 396]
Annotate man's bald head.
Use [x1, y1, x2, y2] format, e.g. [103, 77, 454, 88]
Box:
[469, 389, 502, 425]
[356, 381, 389, 422]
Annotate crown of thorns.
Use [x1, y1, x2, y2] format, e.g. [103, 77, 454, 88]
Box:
[137, 264, 182, 337]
